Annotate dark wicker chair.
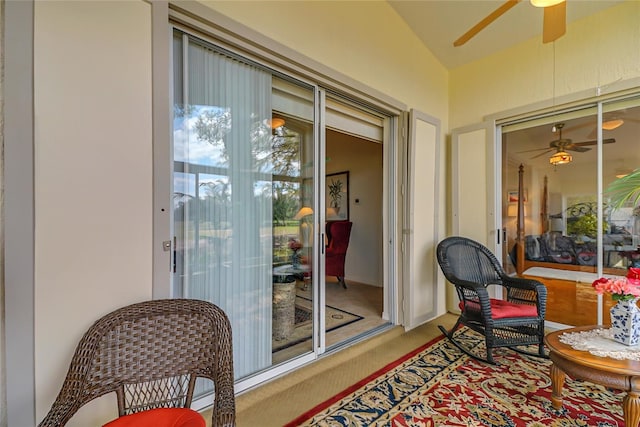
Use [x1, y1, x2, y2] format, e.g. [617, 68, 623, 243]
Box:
[39, 299, 235, 427]
[436, 236, 547, 364]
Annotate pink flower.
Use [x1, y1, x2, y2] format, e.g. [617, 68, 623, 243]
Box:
[628, 267, 640, 280]
[592, 274, 640, 301]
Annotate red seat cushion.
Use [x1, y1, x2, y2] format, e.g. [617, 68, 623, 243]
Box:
[102, 408, 206, 427]
[459, 298, 538, 319]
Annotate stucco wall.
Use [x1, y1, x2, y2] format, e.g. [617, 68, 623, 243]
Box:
[34, 1, 152, 425]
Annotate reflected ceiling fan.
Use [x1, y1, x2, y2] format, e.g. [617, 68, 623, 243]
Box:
[517, 123, 615, 164]
[454, 0, 566, 47]
[585, 111, 640, 139]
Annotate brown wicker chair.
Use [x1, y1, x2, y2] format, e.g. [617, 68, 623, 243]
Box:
[39, 299, 235, 427]
[436, 236, 547, 364]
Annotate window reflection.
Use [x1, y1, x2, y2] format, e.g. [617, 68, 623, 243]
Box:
[503, 102, 640, 274]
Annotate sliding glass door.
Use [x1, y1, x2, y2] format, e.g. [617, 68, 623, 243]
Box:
[501, 95, 640, 326]
[172, 31, 317, 383]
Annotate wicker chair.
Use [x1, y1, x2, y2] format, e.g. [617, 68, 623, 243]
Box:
[436, 236, 547, 364]
[39, 299, 235, 427]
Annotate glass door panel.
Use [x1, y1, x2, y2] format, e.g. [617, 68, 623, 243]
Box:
[602, 97, 640, 273]
[502, 96, 640, 327]
[502, 108, 598, 273]
[172, 31, 316, 389]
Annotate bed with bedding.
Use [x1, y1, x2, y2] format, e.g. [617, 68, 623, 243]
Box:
[511, 165, 633, 326]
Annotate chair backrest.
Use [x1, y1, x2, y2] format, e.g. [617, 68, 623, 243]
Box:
[436, 236, 504, 286]
[326, 221, 352, 255]
[39, 299, 235, 427]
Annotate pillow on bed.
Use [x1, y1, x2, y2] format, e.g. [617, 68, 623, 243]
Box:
[538, 233, 576, 264]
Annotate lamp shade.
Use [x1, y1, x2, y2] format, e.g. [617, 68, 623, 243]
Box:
[269, 117, 285, 129]
[294, 206, 313, 220]
[507, 204, 526, 217]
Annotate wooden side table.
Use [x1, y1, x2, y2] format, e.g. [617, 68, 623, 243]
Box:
[545, 326, 640, 426]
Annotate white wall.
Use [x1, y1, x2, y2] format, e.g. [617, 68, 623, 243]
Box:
[34, 1, 152, 425]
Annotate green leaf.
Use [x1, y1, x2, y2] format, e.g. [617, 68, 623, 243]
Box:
[606, 168, 640, 210]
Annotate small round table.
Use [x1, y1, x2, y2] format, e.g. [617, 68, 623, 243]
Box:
[273, 264, 311, 290]
[545, 326, 640, 426]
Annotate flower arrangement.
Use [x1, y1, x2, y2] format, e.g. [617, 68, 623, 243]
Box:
[288, 238, 303, 267]
[592, 268, 640, 302]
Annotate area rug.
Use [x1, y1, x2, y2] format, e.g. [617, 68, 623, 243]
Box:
[273, 296, 364, 352]
[285, 328, 625, 426]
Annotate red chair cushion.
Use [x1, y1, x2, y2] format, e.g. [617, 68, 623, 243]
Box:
[102, 408, 206, 427]
[459, 298, 538, 319]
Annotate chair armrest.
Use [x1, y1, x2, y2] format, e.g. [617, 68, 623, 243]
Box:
[451, 278, 493, 316]
[501, 275, 547, 317]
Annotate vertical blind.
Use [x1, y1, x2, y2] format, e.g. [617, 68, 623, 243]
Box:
[175, 34, 273, 379]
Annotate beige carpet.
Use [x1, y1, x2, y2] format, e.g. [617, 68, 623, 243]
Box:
[201, 312, 458, 427]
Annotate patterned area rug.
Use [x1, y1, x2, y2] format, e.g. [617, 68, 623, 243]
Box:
[285, 328, 625, 426]
[272, 296, 363, 353]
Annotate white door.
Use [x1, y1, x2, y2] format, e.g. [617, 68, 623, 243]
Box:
[451, 121, 498, 246]
[403, 109, 441, 330]
[449, 121, 499, 311]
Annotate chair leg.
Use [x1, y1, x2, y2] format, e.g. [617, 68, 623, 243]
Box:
[337, 276, 347, 289]
[511, 342, 549, 360]
[438, 321, 497, 365]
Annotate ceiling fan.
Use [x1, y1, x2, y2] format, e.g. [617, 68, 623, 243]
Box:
[454, 0, 566, 47]
[518, 123, 616, 161]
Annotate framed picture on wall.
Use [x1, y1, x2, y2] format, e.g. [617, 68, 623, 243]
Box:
[326, 171, 349, 221]
[507, 189, 527, 203]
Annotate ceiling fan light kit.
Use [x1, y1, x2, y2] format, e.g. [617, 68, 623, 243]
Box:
[530, 0, 564, 8]
[602, 119, 624, 131]
[549, 150, 572, 165]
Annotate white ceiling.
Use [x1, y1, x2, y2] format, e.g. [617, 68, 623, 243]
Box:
[389, 0, 624, 70]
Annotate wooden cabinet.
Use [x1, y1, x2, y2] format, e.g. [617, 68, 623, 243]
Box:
[524, 274, 616, 326]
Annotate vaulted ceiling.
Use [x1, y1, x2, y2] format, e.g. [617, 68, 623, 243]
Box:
[389, 0, 624, 69]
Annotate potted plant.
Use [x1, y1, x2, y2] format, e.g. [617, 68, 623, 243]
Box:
[607, 168, 640, 250]
[607, 169, 640, 210]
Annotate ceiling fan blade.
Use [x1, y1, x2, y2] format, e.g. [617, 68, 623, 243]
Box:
[516, 147, 554, 154]
[531, 149, 554, 159]
[542, 1, 566, 43]
[565, 146, 591, 153]
[453, 0, 521, 47]
[572, 138, 616, 146]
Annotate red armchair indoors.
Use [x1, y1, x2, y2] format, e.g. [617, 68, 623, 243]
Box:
[325, 220, 353, 288]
